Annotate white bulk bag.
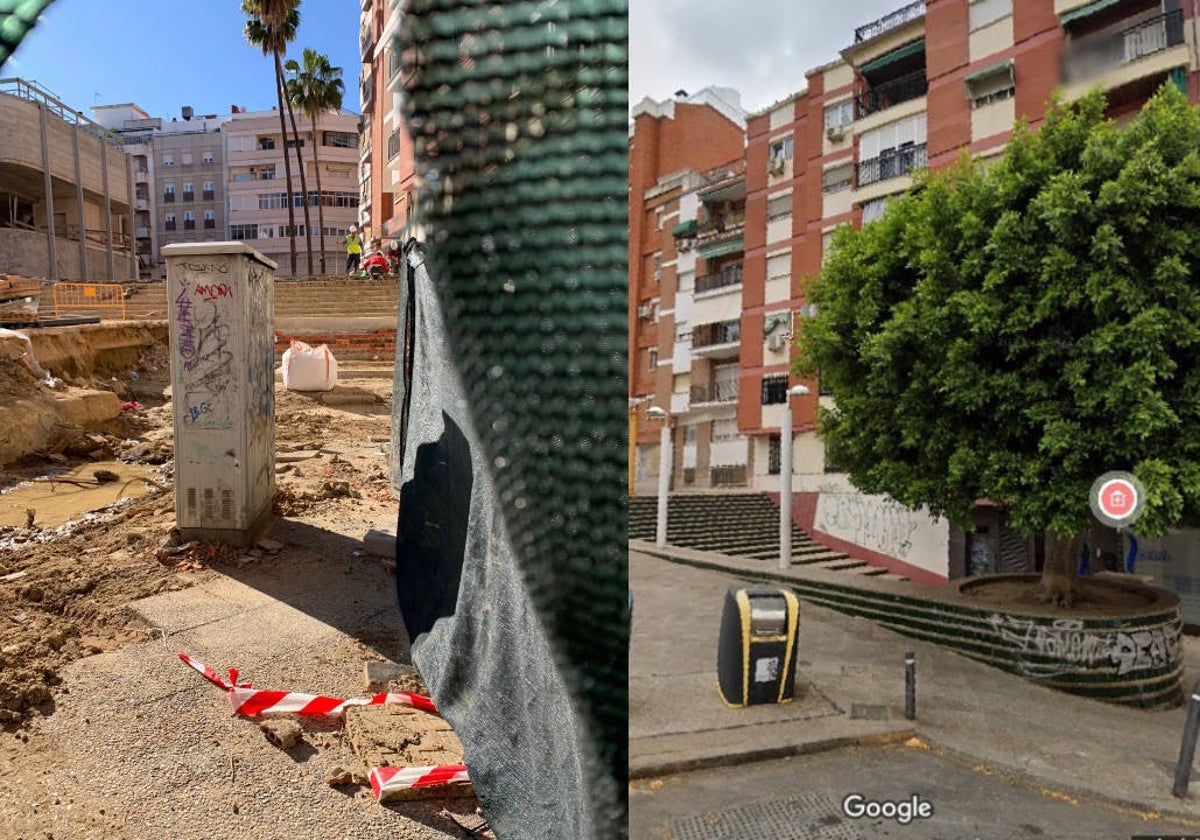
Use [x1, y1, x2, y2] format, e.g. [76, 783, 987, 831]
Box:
[281, 340, 338, 392]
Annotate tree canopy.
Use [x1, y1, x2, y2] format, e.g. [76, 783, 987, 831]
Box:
[798, 84, 1200, 540]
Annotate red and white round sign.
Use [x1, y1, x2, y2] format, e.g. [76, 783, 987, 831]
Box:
[1089, 471, 1145, 528]
[1097, 479, 1137, 520]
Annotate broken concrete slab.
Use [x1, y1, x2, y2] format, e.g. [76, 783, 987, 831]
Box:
[344, 704, 472, 801]
[363, 528, 395, 559]
[276, 450, 321, 463]
[260, 718, 303, 750]
[255, 537, 284, 553]
[364, 660, 422, 693]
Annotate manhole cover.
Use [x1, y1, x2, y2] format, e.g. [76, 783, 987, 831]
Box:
[850, 703, 889, 720]
[671, 793, 864, 840]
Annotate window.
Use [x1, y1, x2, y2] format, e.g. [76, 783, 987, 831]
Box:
[862, 197, 890, 224]
[766, 193, 792, 221]
[181, 153, 193, 165]
[767, 253, 790, 283]
[285, 138, 306, 149]
[769, 136, 794, 160]
[164, 213, 176, 231]
[203, 210, 215, 230]
[323, 131, 357, 148]
[183, 211, 195, 231]
[230, 223, 259, 240]
[183, 182, 194, 201]
[822, 230, 836, 265]
[859, 114, 927, 162]
[821, 163, 852, 194]
[162, 154, 174, 166]
[767, 435, 782, 475]
[202, 152, 214, 165]
[257, 136, 276, 150]
[712, 419, 739, 442]
[824, 99, 854, 133]
[818, 371, 833, 396]
[969, 0, 1011, 31]
[202, 181, 215, 200]
[762, 375, 789, 405]
[162, 184, 175, 202]
[648, 348, 658, 372]
[968, 63, 1015, 109]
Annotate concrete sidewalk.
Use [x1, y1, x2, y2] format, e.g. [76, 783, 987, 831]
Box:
[631, 546, 1200, 825]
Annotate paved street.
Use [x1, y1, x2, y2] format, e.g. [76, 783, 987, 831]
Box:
[632, 743, 1197, 839]
[630, 547, 1200, 835]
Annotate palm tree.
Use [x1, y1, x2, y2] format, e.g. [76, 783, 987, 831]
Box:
[286, 48, 344, 275]
[242, 0, 312, 276]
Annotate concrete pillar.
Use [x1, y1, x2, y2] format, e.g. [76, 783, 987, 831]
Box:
[72, 123, 87, 279]
[101, 141, 114, 282]
[38, 103, 57, 283]
[163, 242, 278, 546]
[126, 153, 136, 281]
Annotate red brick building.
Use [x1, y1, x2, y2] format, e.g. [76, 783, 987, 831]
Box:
[633, 0, 1200, 582]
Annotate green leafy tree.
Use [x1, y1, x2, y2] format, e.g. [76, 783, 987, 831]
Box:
[243, 0, 313, 276]
[286, 48, 345, 275]
[798, 84, 1200, 607]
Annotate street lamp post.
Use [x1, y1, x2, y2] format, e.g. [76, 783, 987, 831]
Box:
[648, 406, 671, 547]
[780, 384, 811, 570]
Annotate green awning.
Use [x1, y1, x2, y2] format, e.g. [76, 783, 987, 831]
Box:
[965, 58, 1014, 85]
[698, 236, 744, 260]
[860, 38, 925, 76]
[671, 219, 697, 238]
[1060, 0, 1121, 25]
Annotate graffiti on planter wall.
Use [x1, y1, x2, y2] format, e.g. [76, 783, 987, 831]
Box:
[986, 614, 1181, 676]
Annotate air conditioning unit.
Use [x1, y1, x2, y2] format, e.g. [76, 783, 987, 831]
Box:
[767, 334, 786, 352]
[637, 304, 651, 318]
[769, 156, 786, 175]
[826, 125, 845, 141]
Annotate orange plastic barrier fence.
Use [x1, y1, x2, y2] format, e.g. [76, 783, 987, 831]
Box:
[52, 282, 126, 320]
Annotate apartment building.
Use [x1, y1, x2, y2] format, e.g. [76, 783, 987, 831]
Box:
[633, 0, 1200, 583]
[0, 78, 135, 283]
[224, 107, 361, 276]
[628, 88, 747, 493]
[359, 0, 418, 241]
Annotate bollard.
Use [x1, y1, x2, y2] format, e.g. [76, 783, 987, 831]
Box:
[1173, 680, 1200, 798]
[905, 652, 916, 721]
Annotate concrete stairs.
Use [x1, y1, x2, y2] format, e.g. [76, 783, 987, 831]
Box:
[117, 278, 400, 321]
[629, 492, 901, 578]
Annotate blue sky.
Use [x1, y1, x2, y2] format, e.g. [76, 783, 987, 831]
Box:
[2, 0, 362, 122]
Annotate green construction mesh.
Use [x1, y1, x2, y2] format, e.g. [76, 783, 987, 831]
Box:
[398, 1, 628, 837]
[0, 0, 53, 67]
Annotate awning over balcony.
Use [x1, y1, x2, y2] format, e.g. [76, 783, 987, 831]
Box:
[860, 38, 925, 76]
[965, 58, 1014, 85]
[1060, 0, 1121, 25]
[698, 235, 744, 260]
[671, 219, 697, 238]
[700, 180, 745, 203]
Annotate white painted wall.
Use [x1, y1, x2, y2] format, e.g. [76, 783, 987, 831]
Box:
[814, 493, 949, 576]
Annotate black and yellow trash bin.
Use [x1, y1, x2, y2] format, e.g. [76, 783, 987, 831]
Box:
[717, 586, 800, 707]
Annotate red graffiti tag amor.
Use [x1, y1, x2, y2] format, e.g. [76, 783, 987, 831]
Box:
[196, 283, 233, 301]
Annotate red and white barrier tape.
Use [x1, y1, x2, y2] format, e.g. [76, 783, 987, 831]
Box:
[178, 652, 466, 799]
[370, 764, 471, 801]
[178, 652, 438, 716]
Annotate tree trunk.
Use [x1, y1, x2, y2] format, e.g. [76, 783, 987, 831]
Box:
[313, 114, 326, 274]
[1036, 532, 1084, 608]
[279, 60, 313, 277]
[273, 58, 297, 276]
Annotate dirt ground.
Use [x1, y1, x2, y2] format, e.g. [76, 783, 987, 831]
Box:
[0, 344, 490, 838]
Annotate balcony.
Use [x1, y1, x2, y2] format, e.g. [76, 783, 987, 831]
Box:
[162, 193, 175, 203]
[360, 25, 375, 61]
[855, 0, 924, 43]
[699, 158, 746, 190]
[203, 190, 214, 201]
[857, 69, 928, 117]
[692, 319, 741, 359]
[135, 226, 149, 239]
[136, 198, 148, 211]
[1062, 10, 1185, 85]
[361, 71, 375, 112]
[695, 264, 743, 295]
[182, 191, 194, 202]
[856, 142, 928, 187]
[135, 169, 148, 183]
[690, 380, 739, 405]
